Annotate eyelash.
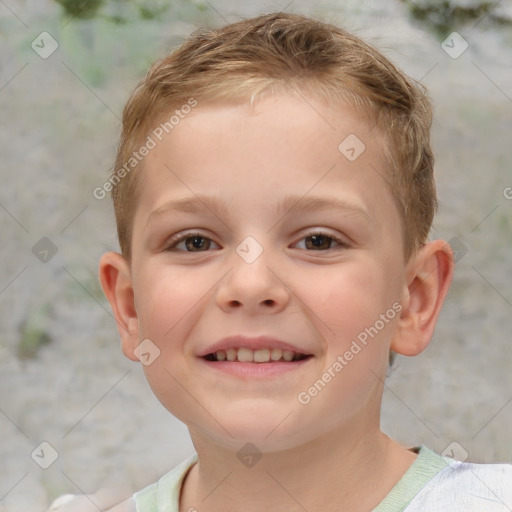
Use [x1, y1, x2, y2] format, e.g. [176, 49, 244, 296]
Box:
[164, 231, 348, 252]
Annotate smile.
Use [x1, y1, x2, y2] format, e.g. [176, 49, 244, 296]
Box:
[204, 347, 310, 363]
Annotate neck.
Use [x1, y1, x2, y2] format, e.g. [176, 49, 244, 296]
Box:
[179, 424, 416, 512]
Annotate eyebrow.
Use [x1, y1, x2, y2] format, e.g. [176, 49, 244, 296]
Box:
[147, 195, 234, 227]
[275, 194, 372, 224]
[147, 193, 372, 227]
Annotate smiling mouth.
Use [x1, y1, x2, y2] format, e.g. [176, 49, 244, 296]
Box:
[203, 347, 311, 363]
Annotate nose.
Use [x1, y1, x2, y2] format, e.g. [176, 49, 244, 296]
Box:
[215, 241, 291, 314]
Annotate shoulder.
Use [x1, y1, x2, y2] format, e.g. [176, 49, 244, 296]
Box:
[48, 455, 197, 512]
[409, 459, 512, 511]
[47, 494, 136, 512]
[133, 453, 198, 510]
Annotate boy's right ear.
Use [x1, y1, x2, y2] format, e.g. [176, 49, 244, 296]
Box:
[98, 252, 140, 362]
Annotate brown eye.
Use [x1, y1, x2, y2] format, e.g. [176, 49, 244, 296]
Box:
[305, 234, 334, 250]
[166, 233, 219, 252]
[295, 232, 347, 251]
[184, 235, 211, 251]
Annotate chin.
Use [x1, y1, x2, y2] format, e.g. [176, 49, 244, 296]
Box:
[199, 402, 310, 452]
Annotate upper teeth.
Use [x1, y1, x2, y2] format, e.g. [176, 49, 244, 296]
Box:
[211, 347, 303, 363]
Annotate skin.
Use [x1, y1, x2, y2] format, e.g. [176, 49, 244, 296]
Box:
[99, 92, 453, 512]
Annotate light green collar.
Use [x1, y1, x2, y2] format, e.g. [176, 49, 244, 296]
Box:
[373, 445, 450, 512]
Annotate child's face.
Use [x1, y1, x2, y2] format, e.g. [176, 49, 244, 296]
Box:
[125, 93, 411, 450]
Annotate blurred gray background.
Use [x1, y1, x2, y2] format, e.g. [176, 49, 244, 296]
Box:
[1, 0, 511, 509]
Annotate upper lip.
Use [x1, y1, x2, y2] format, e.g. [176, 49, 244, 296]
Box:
[197, 335, 312, 358]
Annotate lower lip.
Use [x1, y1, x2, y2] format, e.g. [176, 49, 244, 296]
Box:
[198, 357, 314, 378]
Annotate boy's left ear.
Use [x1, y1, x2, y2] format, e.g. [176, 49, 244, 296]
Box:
[391, 239, 454, 356]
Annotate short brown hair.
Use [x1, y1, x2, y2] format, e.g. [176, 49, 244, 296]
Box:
[111, 12, 436, 260]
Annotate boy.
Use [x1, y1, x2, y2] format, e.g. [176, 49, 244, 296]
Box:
[50, 11, 512, 512]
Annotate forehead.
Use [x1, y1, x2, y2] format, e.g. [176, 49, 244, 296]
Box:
[133, 92, 399, 234]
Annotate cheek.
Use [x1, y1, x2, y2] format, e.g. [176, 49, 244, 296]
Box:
[292, 261, 400, 423]
[302, 257, 401, 337]
[133, 267, 205, 420]
[141, 356, 202, 430]
[134, 266, 205, 340]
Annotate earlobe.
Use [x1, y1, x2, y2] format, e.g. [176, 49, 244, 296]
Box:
[391, 240, 454, 357]
[98, 252, 140, 362]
